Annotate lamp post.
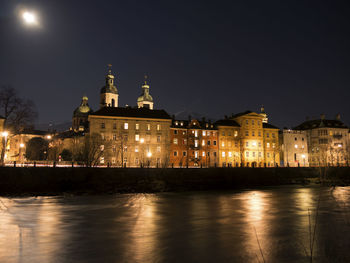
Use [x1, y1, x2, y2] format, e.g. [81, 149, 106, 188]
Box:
[19, 143, 25, 165]
[147, 151, 152, 168]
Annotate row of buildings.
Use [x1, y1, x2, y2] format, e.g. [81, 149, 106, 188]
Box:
[1, 67, 349, 167]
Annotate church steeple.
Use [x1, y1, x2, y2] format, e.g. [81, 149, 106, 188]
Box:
[137, 75, 154, 109]
[100, 64, 119, 108]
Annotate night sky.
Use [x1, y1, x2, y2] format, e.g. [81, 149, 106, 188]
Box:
[1, 0, 350, 129]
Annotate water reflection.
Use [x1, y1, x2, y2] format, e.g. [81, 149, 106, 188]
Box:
[0, 186, 350, 262]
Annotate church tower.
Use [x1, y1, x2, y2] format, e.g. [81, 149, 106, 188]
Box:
[260, 105, 268, 123]
[100, 64, 118, 109]
[137, 75, 154, 109]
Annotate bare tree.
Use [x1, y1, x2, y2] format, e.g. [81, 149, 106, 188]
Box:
[0, 86, 38, 165]
[74, 133, 108, 167]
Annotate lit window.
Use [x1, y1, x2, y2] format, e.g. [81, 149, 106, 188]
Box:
[100, 145, 104, 151]
[195, 140, 198, 147]
[113, 134, 117, 140]
[135, 134, 140, 141]
[112, 158, 116, 164]
[147, 124, 151, 131]
[100, 157, 104, 164]
[267, 143, 270, 148]
[234, 131, 238, 137]
[183, 131, 186, 135]
[302, 145, 305, 149]
[183, 139, 187, 145]
[222, 142, 225, 147]
[202, 140, 205, 146]
[207, 131, 211, 136]
[272, 143, 276, 148]
[173, 138, 178, 144]
[246, 142, 249, 147]
[295, 144, 298, 148]
[101, 133, 105, 140]
[202, 151, 205, 157]
[157, 124, 161, 131]
[222, 152, 225, 157]
[135, 146, 139, 152]
[229, 152, 232, 157]
[135, 123, 139, 130]
[124, 146, 127, 152]
[124, 123, 128, 130]
[202, 131, 206, 136]
[195, 151, 198, 158]
[157, 146, 161, 152]
[195, 130, 198, 137]
[246, 151, 249, 157]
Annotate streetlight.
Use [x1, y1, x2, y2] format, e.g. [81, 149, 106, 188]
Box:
[1, 131, 9, 164]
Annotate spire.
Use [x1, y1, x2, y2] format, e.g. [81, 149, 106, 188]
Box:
[261, 105, 265, 113]
[260, 105, 268, 123]
[137, 74, 154, 109]
[108, 64, 112, 75]
[144, 74, 148, 85]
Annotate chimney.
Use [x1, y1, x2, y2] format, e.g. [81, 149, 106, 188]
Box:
[320, 114, 325, 120]
[336, 113, 341, 121]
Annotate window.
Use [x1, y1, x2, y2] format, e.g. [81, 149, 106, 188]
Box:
[222, 142, 225, 147]
[202, 140, 205, 146]
[266, 132, 269, 138]
[267, 143, 270, 148]
[252, 131, 255, 136]
[135, 146, 139, 152]
[267, 153, 270, 158]
[222, 132, 225, 136]
[183, 151, 187, 156]
[113, 123, 117, 129]
[252, 120, 255, 125]
[124, 146, 127, 152]
[135, 134, 140, 141]
[174, 151, 178, 157]
[234, 131, 238, 137]
[295, 144, 298, 148]
[228, 141, 231, 147]
[202, 151, 205, 157]
[302, 138, 304, 141]
[246, 142, 249, 147]
[202, 131, 206, 136]
[157, 124, 161, 131]
[146, 135, 150, 142]
[101, 133, 105, 140]
[135, 158, 139, 165]
[245, 131, 249, 136]
[228, 132, 231, 136]
[195, 130, 198, 137]
[147, 124, 151, 131]
[195, 140, 199, 147]
[124, 123, 128, 130]
[183, 131, 186, 135]
[258, 131, 261, 137]
[195, 151, 198, 158]
[235, 141, 238, 147]
[214, 152, 217, 157]
[222, 152, 225, 157]
[207, 131, 211, 136]
[272, 133, 275, 138]
[246, 120, 249, 125]
[157, 136, 161, 142]
[207, 152, 210, 156]
[157, 146, 161, 152]
[100, 145, 104, 151]
[272, 143, 276, 148]
[229, 152, 232, 157]
[173, 138, 178, 144]
[135, 123, 139, 130]
[112, 158, 116, 164]
[252, 152, 256, 157]
[113, 134, 117, 140]
[258, 152, 262, 157]
[174, 130, 178, 135]
[207, 140, 210, 145]
[183, 139, 187, 145]
[258, 142, 262, 147]
[112, 145, 116, 153]
[295, 137, 297, 141]
[100, 157, 104, 164]
[246, 152, 249, 157]
[101, 123, 105, 129]
[213, 141, 217, 146]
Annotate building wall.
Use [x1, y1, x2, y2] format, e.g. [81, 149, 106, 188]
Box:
[217, 125, 240, 167]
[89, 115, 171, 167]
[263, 128, 280, 167]
[280, 130, 309, 167]
[307, 127, 349, 166]
[233, 113, 265, 167]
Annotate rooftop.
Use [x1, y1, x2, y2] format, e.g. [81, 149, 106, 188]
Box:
[294, 119, 348, 130]
[90, 107, 171, 120]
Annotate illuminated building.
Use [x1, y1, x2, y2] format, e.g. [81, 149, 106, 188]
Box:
[262, 123, 280, 167]
[215, 118, 241, 167]
[137, 76, 154, 110]
[169, 118, 218, 167]
[294, 114, 349, 166]
[100, 65, 118, 108]
[279, 129, 309, 167]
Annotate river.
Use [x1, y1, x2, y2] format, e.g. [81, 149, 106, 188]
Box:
[0, 186, 350, 263]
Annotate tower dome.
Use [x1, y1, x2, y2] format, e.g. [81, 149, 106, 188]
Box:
[100, 64, 119, 108]
[137, 75, 154, 109]
[73, 96, 93, 131]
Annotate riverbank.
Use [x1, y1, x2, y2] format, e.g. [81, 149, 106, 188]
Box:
[0, 167, 349, 196]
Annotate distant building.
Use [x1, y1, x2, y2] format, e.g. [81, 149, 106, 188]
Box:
[279, 129, 309, 167]
[100, 66, 118, 108]
[170, 119, 218, 167]
[215, 118, 240, 167]
[263, 123, 280, 167]
[137, 76, 154, 110]
[89, 107, 171, 167]
[294, 114, 349, 166]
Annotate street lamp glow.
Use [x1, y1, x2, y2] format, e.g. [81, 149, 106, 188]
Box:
[2, 131, 8, 137]
[147, 152, 152, 157]
[301, 154, 306, 158]
[46, 135, 52, 140]
[140, 138, 144, 143]
[20, 143, 25, 148]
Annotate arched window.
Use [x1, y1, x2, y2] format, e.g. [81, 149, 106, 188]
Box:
[111, 99, 115, 107]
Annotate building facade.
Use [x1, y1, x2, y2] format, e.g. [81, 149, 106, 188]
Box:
[279, 129, 309, 167]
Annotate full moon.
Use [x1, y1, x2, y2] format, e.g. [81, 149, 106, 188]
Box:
[22, 11, 37, 25]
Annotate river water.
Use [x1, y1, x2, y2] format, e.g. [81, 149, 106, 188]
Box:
[0, 186, 350, 263]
